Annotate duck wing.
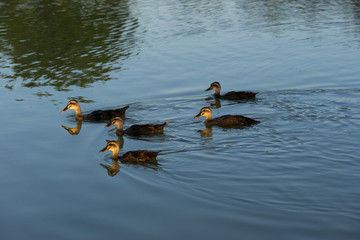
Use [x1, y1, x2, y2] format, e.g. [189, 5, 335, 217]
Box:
[119, 150, 160, 163]
[209, 115, 260, 127]
[125, 122, 168, 136]
[222, 91, 257, 100]
[86, 106, 129, 121]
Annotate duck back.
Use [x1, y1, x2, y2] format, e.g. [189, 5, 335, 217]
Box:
[221, 91, 257, 100]
[86, 106, 129, 121]
[119, 150, 160, 164]
[125, 122, 168, 136]
[208, 115, 260, 127]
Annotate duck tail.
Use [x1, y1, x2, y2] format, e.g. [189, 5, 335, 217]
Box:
[150, 151, 160, 159]
[250, 118, 260, 124]
[155, 122, 168, 129]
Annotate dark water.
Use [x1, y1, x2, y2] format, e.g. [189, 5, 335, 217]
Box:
[1, 0, 360, 239]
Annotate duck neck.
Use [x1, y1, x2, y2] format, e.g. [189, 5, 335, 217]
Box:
[205, 113, 212, 122]
[73, 120, 82, 134]
[116, 122, 124, 131]
[116, 135, 124, 149]
[115, 122, 125, 135]
[111, 147, 119, 160]
[214, 88, 221, 97]
[74, 105, 84, 120]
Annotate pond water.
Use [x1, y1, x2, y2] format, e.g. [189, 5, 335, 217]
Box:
[1, 0, 360, 239]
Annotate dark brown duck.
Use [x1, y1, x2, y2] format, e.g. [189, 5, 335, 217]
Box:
[61, 100, 129, 121]
[105, 117, 168, 136]
[206, 82, 257, 100]
[99, 141, 160, 164]
[194, 107, 260, 127]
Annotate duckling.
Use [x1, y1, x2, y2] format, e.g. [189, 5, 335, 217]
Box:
[205, 82, 257, 100]
[105, 117, 168, 136]
[99, 141, 159, 164]
[100, 160, 120, 177]
[61, 100, 129, 121]
[194, 107, 260, 127]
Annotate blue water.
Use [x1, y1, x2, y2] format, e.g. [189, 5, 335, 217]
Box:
[0, 0, 360, 239]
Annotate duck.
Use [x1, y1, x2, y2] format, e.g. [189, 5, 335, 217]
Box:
[194, 107, 260, 127]
[61, 100, 129, 121]
[99, 141, 160, 164]
[205, 82, 257, 100]
[105, 117, 168, 136]
[100, 160, 120, 177]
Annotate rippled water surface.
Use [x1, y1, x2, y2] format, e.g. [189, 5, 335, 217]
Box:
[1, 0, 360, 239]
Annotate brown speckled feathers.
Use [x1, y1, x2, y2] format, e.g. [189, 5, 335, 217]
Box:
[119, 150, 160, 164]
[220, 91, 257, 100]
[124, 122, 168, 136]
[86, 106, 129, 121]
[207, 114, 260, 127]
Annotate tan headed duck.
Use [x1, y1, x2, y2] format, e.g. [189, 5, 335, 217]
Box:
[61, 100, 129, 121]
[206, 82, 257, 100]
[99, 141, 159, 164]
[194, 107, 260, 127]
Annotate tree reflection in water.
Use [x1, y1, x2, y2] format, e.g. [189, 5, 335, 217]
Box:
[0, 0, 140, 91]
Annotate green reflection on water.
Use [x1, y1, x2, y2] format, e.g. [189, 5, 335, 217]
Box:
[0, 0, 140, 91]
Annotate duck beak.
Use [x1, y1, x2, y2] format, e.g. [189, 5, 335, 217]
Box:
[99, 146, 109, 153]
[205, 86, 214, 91]
[105, 122, 112, 128]
[194, 112, 202, 119]
[61, 105, 70, 113]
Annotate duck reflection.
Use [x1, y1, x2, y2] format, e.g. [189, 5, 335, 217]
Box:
[197, 126, 213, 138]
[100, 160, 120, 177]
[205, 96, 222, 109]
[61, 120, 82, 135]
[197, 126, 213, 143]
[99, 141, 159, 165]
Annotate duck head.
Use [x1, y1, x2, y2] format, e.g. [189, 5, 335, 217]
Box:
[205, 82, 221, 95]
[99, 140, 119, 153]
[105, 117, 123, 129]
[194, 107, 212, 120]
[61, 100, 81, 113]
[99, 141, 120, 159]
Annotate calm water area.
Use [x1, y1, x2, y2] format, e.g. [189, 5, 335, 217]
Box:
[1, 0, 360, 239]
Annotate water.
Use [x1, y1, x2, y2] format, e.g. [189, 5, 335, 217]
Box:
[1, 0, 360, 239]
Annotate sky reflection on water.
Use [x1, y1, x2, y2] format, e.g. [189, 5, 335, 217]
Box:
[0, 1, 360, 240]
